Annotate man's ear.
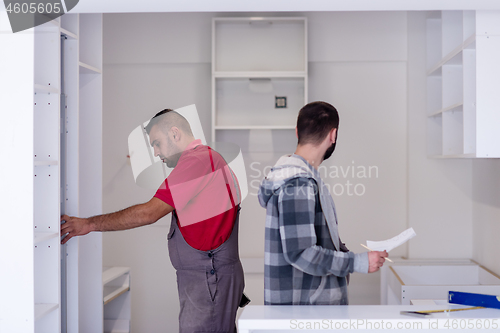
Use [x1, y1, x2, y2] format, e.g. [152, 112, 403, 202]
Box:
[331, 128, 337, 144]
[295, 127, 298, 139]
[171, 127, 181, 141]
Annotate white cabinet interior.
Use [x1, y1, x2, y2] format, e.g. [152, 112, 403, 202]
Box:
[103, 267, 131, 333]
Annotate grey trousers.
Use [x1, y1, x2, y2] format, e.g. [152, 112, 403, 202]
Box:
[168, 210, 244, 333]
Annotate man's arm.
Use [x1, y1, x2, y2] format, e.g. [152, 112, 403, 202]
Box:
[60, 197, 174, 244]
[278, 179, 387, 276]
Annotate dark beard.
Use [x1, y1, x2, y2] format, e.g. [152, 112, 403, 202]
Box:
[323, 129, 338, 161]
[164, 151, 183, 168]
[323, 143, 336, 161]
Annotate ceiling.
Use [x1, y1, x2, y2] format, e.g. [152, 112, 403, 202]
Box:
[2, 0, 498, 14]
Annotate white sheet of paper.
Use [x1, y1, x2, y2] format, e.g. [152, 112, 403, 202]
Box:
[366, 227, 416, 252]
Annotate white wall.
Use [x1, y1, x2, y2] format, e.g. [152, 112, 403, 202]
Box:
[0, 14, 35, 332]
[472, 159, 500, 274]
[102, 10, 494, 332]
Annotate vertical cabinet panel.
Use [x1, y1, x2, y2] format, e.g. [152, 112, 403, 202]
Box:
[34, 20, 61, 333]
[442, 11, 463, 56]
[34, 166, 60, 231]
[475, 34, 500, 158]
[426, 74, 442, 115]
[34, 30, 60, 88]
[462, 48, 476, 155]
[426, 17, 442, 72]
[441, 62, 463, 108]
[79, 14, 103, 71]
[34, 93, 60, 163]
[77, 13, 104, 333]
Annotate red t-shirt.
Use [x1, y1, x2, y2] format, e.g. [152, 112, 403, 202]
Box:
[154, 140, 240, 251]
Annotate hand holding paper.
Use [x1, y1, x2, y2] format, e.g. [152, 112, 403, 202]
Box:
[366, 227, 417, 252]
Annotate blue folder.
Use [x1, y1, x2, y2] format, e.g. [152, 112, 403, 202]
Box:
[449, 291, 500, 309]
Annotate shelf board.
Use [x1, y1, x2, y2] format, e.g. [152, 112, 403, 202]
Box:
[34, 84, 59, 94]
[79, 61, 102, 74]
[214, 71, 306, 79]
[34, 231, 58, 244]
[215, 125, 295, 130]
[428, 102, 463, 117]
[34, 160, 59, 166]
[427, 35, 476, 76]
[35, 303, 58, 320]
[60, 28, 78, 40]
[36, 18, 59, 30]
[215, 17, 306, 23]
[103, 267, 131, 285]
[104, 285, 130, 305]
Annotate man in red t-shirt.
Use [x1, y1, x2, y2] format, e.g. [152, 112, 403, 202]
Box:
[61, 109, 245, 333]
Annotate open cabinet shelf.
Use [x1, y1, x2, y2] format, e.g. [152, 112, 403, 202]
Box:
[79, 61, 102, 74]
[103, 267, 131, 333]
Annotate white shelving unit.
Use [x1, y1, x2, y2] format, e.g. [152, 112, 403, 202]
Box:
[22, 12, 104, 333]
[426, 10, 500, 158]
[103, 267, 131, 333]
[211, 17, 307, 153]
[33, 17, 62, 333]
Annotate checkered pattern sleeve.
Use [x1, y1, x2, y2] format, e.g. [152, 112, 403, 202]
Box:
[277, 179, 355, 277]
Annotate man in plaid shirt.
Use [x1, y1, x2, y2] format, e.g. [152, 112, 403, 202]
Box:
[258, 101, 388, 305]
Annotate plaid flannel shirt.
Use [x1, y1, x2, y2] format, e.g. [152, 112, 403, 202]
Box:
[258, 154, 368, 305]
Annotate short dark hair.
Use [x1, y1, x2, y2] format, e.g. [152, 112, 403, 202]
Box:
[144, 109, 194, 136]
[296, 101, 339, 145]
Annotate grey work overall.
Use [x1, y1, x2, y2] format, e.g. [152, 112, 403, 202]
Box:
[167, 209, 244, 333]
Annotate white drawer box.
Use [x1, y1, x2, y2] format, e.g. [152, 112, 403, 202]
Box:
[387, 262, 500, 305]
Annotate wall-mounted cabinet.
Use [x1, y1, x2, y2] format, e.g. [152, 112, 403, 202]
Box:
[212, 17, 307, 152]
[426, 10, 500, 158]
